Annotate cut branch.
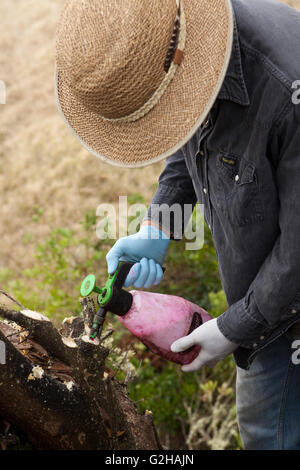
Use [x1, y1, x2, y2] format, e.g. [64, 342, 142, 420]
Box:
[0, 304, 161, 450]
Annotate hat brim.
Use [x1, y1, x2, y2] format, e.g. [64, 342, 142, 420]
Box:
[55, 0, 233, 168]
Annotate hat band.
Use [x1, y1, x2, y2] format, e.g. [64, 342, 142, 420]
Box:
[100, 0, 186, 124]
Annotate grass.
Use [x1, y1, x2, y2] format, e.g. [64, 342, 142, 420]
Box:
[0, 0, 163, 279]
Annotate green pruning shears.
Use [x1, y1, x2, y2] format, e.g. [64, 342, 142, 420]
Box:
[80, 261, 135, 340]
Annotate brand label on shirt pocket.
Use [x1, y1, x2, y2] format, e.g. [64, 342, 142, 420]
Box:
[221, 156, 236, 167]
[216, 153, 265, 227]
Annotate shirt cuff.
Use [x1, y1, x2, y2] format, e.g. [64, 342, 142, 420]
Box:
[217, 291, 274, 350]
[144, 184, 195, 240]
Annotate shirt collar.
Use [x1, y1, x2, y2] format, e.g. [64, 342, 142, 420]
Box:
[218, 13, 250, 106]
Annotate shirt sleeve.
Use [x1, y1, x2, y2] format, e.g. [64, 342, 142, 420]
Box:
[144, 147, 197, 239]
[217, 103, 300, 349]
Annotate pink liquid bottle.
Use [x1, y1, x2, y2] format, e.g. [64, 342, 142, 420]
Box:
[118, 290, 211, 365]
[80, 262, 212, 365]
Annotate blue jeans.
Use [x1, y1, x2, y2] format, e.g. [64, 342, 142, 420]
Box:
[236, 330, 300, 450]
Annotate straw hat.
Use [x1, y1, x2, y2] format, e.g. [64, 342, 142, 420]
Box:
[55, 0, 233, 168]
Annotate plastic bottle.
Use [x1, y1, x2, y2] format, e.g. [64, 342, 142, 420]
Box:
[80, 264, 212, 365]
[118, 290, 212, 365]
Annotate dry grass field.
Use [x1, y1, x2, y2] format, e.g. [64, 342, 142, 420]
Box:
[0, 0, 299, 275]
[0, 0, 163, 275]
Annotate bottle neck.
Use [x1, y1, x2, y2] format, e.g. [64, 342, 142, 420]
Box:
[106, 289, 133, 317]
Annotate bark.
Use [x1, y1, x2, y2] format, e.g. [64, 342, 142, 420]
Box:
[0, 302, 161, 450]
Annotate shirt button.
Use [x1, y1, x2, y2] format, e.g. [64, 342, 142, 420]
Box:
[292, 309, 297, 314]
[199, 150, 204, 156]
[203, 188, 207, 194]
[260, 336, 265, 341]
[253, 343, 258, 348]
[203, 119, 210, 128]
[235, 175, 240, 182]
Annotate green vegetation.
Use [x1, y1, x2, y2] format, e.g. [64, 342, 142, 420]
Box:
[0, 203, 240, 449]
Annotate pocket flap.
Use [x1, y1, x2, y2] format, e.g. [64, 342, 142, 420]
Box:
[240, 163, 256, 185]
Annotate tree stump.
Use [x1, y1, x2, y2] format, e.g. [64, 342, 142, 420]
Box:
[0, 298, 161, 450]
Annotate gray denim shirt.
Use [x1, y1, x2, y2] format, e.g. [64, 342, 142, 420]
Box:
[146, 0, 300, 370]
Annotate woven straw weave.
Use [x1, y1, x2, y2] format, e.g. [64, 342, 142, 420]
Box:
[56, 0, 233, 167]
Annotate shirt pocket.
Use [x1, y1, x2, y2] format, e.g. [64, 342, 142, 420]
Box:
[214, 152, 264, 227]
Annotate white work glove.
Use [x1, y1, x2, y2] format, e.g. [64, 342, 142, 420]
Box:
[170, 318, 238, 372]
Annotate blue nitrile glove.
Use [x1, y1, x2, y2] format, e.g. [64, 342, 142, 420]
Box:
[106, 224, 170, 288]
